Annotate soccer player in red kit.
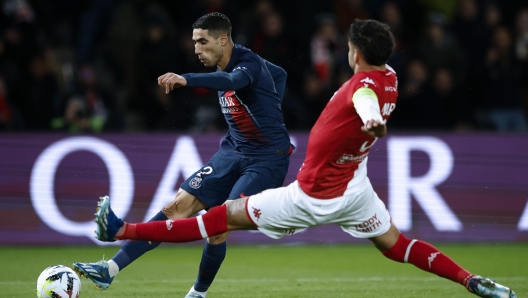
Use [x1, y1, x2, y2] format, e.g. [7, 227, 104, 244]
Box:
[91, 19, 516, 297]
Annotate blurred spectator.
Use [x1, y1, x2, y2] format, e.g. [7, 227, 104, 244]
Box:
[136, 15, 181, 130]
[380, 2, 403, 40]
[429, 68, 473, 130]
[515, 8, 528, 62]
[483, 2, 502, 30]
[14, 54, 61, 130]
[187, 87, 225, 133]
[380, 2, 409, 79]
[302, 71, 332, 127]
[395, 67, 470, 130]
[251, 11, 302, 88]
[106, 0, 172, 113]
[2, 0, 35, 24]
[333, 0, 369, 33]
[481, 26, 527, 131]
[310, 14, 346, 86]
[390, 59, 431, 129]
[0, 77, 14, 130]
[452, 0, 489, 71]
[418, 16, 467, 87]
[0, 0, 526, 133]
[514, 8, 528, 122]
[235, 0, 275, 45]
[141, 85, 198, 132]
[53, 64, 124, 132]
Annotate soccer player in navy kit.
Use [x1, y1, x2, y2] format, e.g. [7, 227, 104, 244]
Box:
[73, 12, 292, 298]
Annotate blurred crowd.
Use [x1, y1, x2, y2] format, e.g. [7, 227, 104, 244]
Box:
[0, 0, 527, 133]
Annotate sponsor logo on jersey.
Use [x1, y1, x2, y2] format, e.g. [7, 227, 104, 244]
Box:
[385, 86, 397, 92]
[166, 219, 173, 230]
[220, 91, 239, 114]
[355, 213, 382, 233]
[219, 92, 236, 107]
[381, 103, 396, 116]
[336, 152, 368, 164]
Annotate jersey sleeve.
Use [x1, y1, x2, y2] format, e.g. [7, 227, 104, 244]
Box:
[352, 87, 383, 123]
[231, 55, 261, 87]
[349, 72, 383, 123]
[264, 59, 287, 102]
[182, 71, 251, 91]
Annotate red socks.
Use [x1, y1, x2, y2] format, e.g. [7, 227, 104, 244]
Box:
[117, 204, 228, 243]
[382, 233, 473, 288]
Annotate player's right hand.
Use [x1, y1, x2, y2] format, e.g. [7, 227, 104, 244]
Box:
[158, 72, 187, 94]
[361, 119, 387, 138]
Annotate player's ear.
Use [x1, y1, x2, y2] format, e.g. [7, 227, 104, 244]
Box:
[220, 34, 227, 47]
[354, 49, 361, 64]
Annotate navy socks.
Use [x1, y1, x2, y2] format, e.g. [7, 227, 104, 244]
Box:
[112, 211, 168, 270]
[193, 241, 227, 292]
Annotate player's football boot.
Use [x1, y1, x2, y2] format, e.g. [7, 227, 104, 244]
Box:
[184, 287, 206, 298]
[72, 259, 114, 290]
[468, 276, 517, 298]
[94, 195, 123, 242]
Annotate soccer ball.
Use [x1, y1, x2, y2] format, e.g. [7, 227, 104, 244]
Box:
[36, 265, 81, 298]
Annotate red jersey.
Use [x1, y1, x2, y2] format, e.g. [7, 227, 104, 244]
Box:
[297, 67, 398, 199]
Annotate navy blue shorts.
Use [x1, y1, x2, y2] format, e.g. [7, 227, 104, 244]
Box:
[180, 152, 290, 208]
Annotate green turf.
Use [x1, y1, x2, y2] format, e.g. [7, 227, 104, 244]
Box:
[2, 243, 526, 297]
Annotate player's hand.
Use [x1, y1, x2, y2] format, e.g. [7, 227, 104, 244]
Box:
[158, 72, 187, 94]
[361, 119, 387, 138]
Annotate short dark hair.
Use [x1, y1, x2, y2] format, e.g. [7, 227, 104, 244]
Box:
[348, 19, 395, 66]
[192, 12, 232, 39]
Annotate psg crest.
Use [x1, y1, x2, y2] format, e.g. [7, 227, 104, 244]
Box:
[189, 177, 203, 189]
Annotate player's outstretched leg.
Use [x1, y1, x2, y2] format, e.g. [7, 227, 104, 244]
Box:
[374, 226, 516, 298]
[73, 196, 124, 290]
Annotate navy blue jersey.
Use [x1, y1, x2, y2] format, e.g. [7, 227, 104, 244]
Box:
[184, 44, 291, 161]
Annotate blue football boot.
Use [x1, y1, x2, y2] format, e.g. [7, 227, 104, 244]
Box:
[468, 276, 517, 298]
[94, 195, 123, 242]
[73, 258, 114, 290]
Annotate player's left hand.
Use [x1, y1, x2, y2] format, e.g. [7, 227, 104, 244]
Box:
[158, 72, 187, 94]
[361, 119, 387, 138]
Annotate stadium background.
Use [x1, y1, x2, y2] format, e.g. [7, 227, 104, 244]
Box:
[0, 0, 528, 245]
[1, 0, 528, 297]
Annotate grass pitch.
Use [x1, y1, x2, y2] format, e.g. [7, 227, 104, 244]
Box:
[1, 243, 526, 297]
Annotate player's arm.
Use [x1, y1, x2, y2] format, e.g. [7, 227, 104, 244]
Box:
[157, 71, 251, 94]
[352, 87, 387, 138]
[264, 60, 287, 102]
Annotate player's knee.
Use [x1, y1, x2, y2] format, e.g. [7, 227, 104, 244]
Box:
[207, 231, 230, 244]
[225, 198, 256, 230]
[162, 190, 205, 219]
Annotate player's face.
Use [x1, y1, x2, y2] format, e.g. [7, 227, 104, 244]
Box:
[348, 41, 359, 71]
[192, 29, 224, 67]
